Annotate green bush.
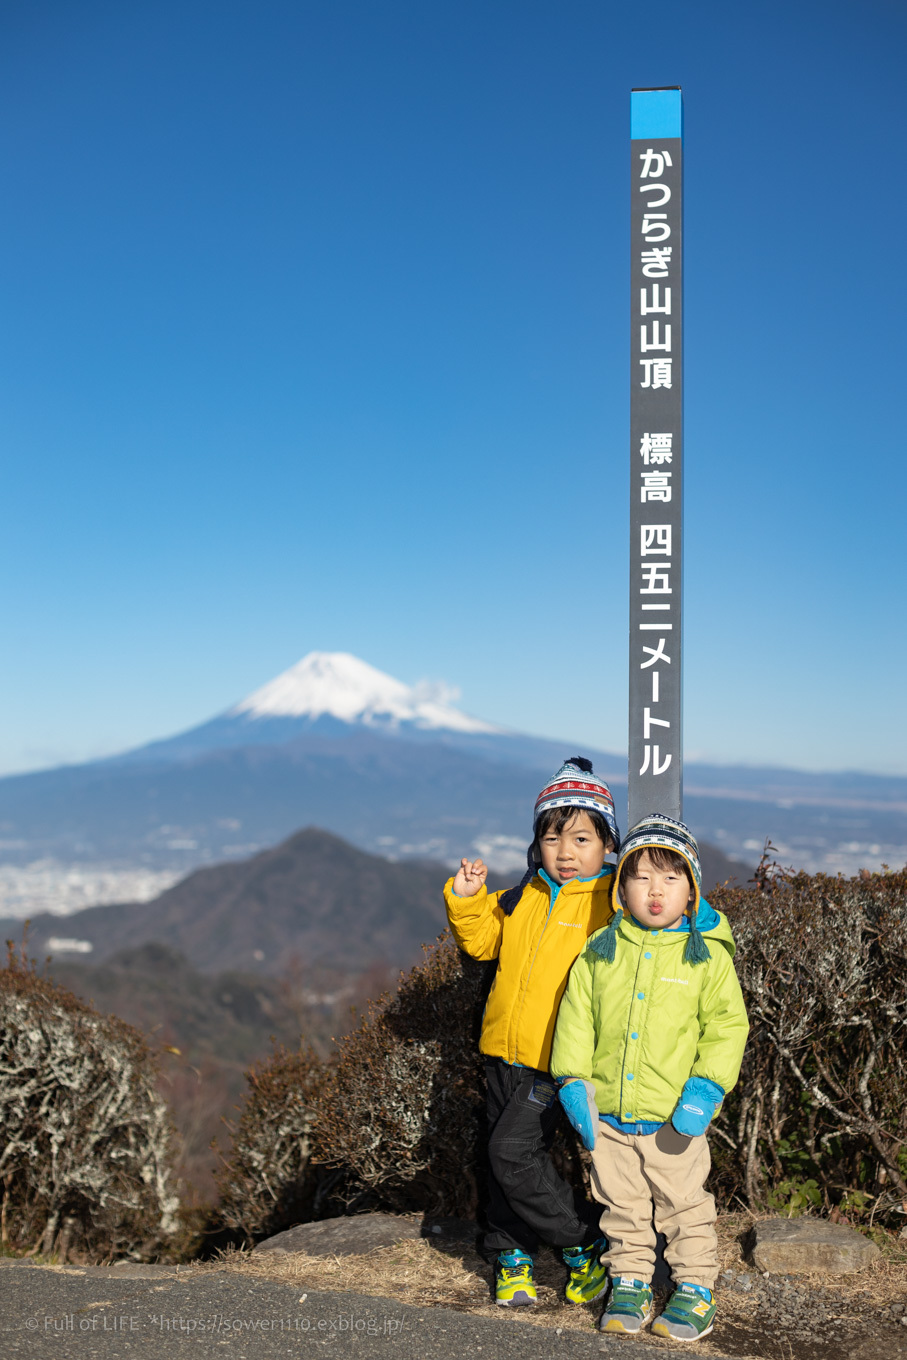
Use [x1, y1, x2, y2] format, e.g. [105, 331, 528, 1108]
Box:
[0, 942, 179, 1260]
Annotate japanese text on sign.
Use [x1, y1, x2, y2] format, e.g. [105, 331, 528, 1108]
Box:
[630, 121, 682, 812]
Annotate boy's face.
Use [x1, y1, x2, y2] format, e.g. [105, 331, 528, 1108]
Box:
[620, 849, 693, 930]
[538, 810, 607, 886]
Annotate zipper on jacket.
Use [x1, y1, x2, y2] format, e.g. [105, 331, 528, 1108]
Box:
[509, 868, 612, 1066]
[510, 879, 560, 1064]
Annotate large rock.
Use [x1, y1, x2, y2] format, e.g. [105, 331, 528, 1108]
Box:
[747, 1218, 880, 1274]
[255, 1213, 425, 1257]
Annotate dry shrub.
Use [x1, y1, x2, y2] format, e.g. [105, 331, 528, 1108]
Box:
[314, 870, 907, 1224]
[215, 933, 586, 1235]
[0, 941, 179, 1260]
[313, 932, 588, 1220]
[219, 864, 907, 1236]
[313, 934, 493, 1217]
[710, 857, 907, 1220]
[215, 1042, 323, 1242]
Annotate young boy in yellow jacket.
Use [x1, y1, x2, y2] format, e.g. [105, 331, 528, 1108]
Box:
[444, 757, 620, 1307]
[551, 815, 749, 1341]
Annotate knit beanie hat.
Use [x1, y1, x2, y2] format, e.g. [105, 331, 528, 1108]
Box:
[499, 757, 620, 915]
[592, 814, 710, 966]
[533, 758, 621, 847]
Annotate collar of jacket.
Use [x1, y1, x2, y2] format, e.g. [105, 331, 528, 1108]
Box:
[538, 864, 614, 908]
[626, 898, 721, 935]
[615, 898, 734, 954]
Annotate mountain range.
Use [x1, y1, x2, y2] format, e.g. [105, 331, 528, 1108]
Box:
[19, 828, 469, 976]
[7, 826, 751, 978]
[0, 651, 905, 880]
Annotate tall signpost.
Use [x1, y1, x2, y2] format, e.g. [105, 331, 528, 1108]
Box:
[628, 87, 684, 828]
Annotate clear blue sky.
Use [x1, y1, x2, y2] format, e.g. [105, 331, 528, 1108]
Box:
[1, 0, 904, 776]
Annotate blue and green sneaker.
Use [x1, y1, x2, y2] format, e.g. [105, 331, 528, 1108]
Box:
[599, 1276, 654, 1333]
[494, 1250, 537, 1307]
[563, 1237, 609, 1304]
[651, 1283, 717, 1341]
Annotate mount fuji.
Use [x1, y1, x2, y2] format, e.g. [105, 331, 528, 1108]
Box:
[0, 652, 624, 875]
[113, 652, 508, 764]
[0, 651, 904, 881]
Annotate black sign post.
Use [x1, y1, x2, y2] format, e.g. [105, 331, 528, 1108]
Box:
[628, 87, 683, 828]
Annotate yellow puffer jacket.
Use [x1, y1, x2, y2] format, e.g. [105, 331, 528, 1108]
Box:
[443, 869, 615, 1072]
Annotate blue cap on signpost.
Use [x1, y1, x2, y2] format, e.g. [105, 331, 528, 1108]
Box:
[630, 87, 683, 140]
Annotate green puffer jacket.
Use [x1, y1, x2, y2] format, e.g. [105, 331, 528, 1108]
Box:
[550, 904, 749, 1123]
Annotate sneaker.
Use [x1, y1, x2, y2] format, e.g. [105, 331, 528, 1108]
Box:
[494, 1250, 537, 1307]
[651, 1283, 717, 1341]
[563, 1236, 609, 1304]
[599, 1276, 654, 1333]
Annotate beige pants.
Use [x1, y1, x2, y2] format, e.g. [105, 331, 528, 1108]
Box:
[589, 1120, 718, 1288]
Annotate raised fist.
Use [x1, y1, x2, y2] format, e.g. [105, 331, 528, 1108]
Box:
[453, 857, 488, 897]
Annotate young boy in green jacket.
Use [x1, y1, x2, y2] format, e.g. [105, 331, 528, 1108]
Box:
[551, 815, 749, 1342]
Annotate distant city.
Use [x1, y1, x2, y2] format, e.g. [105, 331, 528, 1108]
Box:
[0, 861, 180, 921]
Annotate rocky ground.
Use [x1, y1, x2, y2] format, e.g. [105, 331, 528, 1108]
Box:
[217, 1212, 907, 1360]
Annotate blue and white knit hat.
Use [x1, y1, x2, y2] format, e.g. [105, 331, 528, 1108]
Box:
[499, 757, 620, 916]
[593, 814, 710, 966]
[533, 757, 621, 850]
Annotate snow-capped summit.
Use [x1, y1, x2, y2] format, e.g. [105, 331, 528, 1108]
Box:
[103, 649, 506, 769]
[232, 652, 498, 735]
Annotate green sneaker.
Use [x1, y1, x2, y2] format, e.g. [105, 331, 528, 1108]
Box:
[494, 1250, 537, 1307]
[563, 1236, 609, 1304]
[599, 1276, 654, 1333]
[651, 1283, 717, 1341]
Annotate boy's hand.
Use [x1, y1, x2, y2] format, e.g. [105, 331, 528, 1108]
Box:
[558, 1079, 599, 1152]
[453, 858, 488, 897]
[671, 1076, 724, 1138]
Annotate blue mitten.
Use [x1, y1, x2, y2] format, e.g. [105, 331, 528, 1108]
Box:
[671, 1077, 724, 1138]
[558, 1079, 599, 1152]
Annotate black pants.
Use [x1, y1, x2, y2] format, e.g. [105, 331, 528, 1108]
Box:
[483, 1057, 600, 1258]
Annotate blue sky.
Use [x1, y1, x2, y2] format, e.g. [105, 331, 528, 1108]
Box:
[1, 0, 904, 776]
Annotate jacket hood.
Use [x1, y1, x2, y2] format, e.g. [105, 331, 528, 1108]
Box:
[609, 902, 736, 958]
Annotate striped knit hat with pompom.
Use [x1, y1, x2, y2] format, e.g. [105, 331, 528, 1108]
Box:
[499, 757, 620, 915]
[591, 814, 710, 966]
[533, 758, 621, 844]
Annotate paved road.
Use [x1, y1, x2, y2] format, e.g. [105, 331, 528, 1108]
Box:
[0, 1260, 739, 1360]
